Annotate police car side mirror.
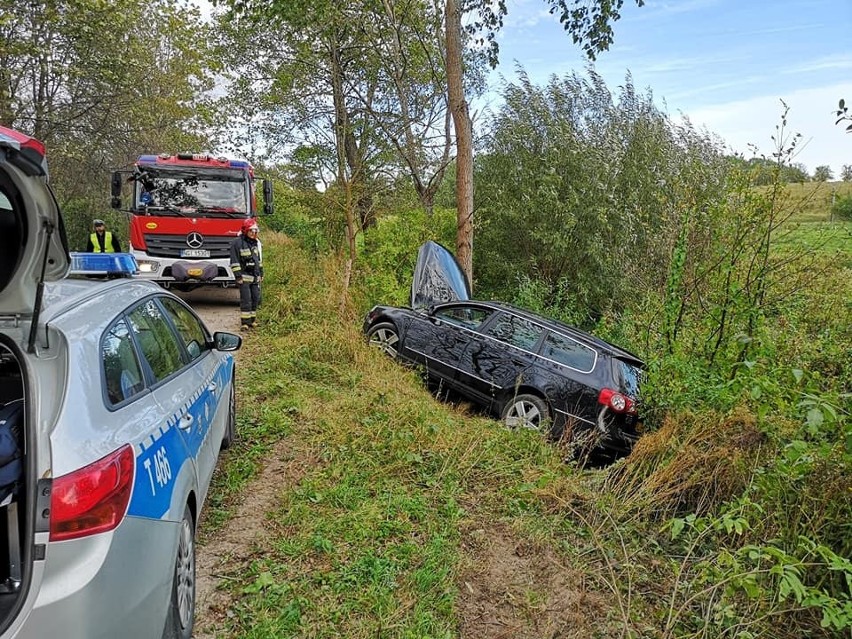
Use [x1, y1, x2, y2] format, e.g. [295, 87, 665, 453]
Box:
[262, 179, 273, 215]
[212, 331, 242, 352]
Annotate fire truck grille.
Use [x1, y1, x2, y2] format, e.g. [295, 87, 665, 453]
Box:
[143, 234, 233, 259]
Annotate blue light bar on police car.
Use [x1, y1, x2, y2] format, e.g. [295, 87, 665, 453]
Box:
[69, 252, 138, 277]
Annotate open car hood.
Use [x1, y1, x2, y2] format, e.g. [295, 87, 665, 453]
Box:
[411, 241, 470, 309]
[0, 127, 70, 318]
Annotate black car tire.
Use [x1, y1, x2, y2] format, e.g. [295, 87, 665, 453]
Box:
[162, 504, 195, 639]
[221, 376, 236, 450]
[501, 393, 551, 432]
[366, 322, 400, 359]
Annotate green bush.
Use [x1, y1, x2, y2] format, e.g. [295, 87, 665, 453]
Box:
[356, 207, 455, 310]
[830, 194, 852, 220]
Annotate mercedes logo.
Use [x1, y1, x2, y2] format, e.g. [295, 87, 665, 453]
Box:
[186, 232, 204, 249]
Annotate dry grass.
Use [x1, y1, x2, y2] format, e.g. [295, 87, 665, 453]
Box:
[603, 408, 767, 519]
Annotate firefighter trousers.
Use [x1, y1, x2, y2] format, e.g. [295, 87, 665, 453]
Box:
[239, 281, 261, 327]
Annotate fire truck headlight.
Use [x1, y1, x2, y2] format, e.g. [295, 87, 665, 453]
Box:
[138, 260, 159, 273]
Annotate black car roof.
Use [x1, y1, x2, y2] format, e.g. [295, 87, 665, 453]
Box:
[447, 299, 645, 365]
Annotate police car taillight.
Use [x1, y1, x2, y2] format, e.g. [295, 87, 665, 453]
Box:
[0, 126, 48, 176]
[50, 445, 135, 541]
[69, 252, 138, 278]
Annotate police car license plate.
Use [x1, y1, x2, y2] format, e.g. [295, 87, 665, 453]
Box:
[181, 249, 210, 258]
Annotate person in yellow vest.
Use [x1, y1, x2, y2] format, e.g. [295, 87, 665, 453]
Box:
[86, 219, 122, 253]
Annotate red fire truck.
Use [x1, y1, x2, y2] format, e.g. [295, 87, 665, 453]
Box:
[110, 153, 272, 289]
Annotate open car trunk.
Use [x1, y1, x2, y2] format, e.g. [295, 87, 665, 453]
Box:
[0, 340, 29, 630]
[0, 126, 69, 634]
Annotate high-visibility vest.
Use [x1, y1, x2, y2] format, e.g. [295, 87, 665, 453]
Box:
[90, 231, 116, 253]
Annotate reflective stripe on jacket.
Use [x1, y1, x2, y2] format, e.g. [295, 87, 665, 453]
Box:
[229, 235, 263, 281]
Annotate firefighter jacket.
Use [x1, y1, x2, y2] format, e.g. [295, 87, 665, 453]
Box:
[230, 234, 263, 283]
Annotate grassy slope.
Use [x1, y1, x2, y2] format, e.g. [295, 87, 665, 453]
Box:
[202, 234, 643, 638]
[765, 181, 852, 255]
[200, 223, 848, 638]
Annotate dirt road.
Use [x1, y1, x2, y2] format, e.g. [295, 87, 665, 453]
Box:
[177, 287, 280, 638]
[174, 287, 242, 335]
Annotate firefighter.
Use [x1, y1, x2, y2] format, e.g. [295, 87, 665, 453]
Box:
[230, 218, 264, 330]
[86, 219, 122, 253]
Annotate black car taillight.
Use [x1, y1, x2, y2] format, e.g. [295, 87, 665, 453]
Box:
[598, 388, 637, 414]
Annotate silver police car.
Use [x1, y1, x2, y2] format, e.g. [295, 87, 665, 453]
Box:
[0, 127, 240, 638]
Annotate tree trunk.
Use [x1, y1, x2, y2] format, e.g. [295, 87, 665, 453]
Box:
[329, 37, 358, 303]
[445, 0, 474, 288]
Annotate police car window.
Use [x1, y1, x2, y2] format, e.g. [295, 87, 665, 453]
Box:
[483, 313, 543, 351]
[103, 319, 145, 404]
[127, 299, 185, 382]
[541, 332, 596, 373]
[159, 297, 208, 361]
[435, 306, 492, 329]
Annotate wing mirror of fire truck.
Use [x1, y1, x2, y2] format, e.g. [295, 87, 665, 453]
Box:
[110, 171, 123, 209]
[262, 179, 273, 215]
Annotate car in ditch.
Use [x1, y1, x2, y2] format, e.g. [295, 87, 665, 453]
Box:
[0, 126, 241, 639]
[363, 241, 645, 455]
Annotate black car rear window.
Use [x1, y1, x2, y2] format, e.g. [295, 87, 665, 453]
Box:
[613, 358, 644, 396]
[540, 331, 596, 373]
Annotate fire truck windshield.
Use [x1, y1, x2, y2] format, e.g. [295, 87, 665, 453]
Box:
[133, 167, 249, 216]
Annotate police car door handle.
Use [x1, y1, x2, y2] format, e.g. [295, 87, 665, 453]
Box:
[208, 382, 217, 392]
[179, 413, 194, 430]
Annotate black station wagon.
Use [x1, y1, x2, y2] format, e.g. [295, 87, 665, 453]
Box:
[363, 242, 646, 454]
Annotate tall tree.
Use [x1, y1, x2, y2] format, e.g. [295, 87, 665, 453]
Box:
[445, 0, 474, 276]
[364, 0, 457, 215]
[218, 0, 473, 300]
[0, 0, 216, 246]
[445, 0, 644, 285]
[218, 0, 390, 300]
[813, 165, 834, 182]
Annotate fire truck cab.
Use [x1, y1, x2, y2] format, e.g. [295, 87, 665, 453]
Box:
[111, 153, 273, 289]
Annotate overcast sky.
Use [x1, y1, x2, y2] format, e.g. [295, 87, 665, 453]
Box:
[488, 0, 852, 177]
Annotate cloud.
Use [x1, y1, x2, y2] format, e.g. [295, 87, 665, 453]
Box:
[688, 82, 852, 173]
[784, 54, 852, 75]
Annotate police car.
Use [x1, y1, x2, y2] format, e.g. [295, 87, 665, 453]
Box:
[0, 127, 241, 638]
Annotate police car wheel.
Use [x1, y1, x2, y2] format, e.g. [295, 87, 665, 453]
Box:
[222, 378, 236, 450]
[163, 504, 195, 639]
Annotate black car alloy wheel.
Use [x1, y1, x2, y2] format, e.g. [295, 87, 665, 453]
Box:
[367, 322, 399, 358]
[502, 393, 550, 432]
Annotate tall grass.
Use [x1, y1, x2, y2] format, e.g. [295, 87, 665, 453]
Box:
[202, 190, 850, 637]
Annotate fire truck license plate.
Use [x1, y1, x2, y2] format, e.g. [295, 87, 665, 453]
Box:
[181, 249, 210, 258]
